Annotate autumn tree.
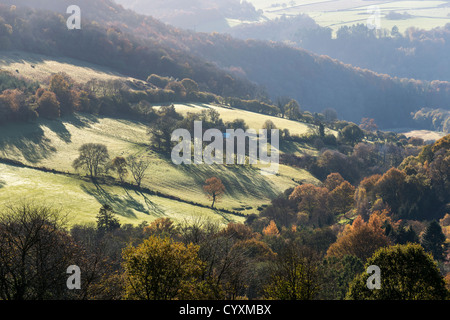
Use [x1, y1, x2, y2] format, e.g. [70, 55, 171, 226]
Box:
[289, 184, 332, 227]
[326, 213, 391, 262]
[143, 218, 177, 238]
[328, 181, 355, 216]
[36, 90, 60, 119]
[122, 235, 205, 300]
[203, 177, 226, 208]
[346, 244, 449, 300]
[262, 220, 279, 237]
[165, 81, 186, 100]
[324, 172, 345, 191]
[147, 74, 170, 88]
[49, 73, 77, 115]
[72, 143, 110, 178]
[0, 89, 33, 122]
[359, 118, 378, 132]
[181, 78, 199, 93]
[373, 168, 410, 219]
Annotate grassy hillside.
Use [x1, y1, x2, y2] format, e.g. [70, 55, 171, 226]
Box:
[0, 162, 244, 227]
[0, 106, 320, 227]
[0, 51, 135, 84]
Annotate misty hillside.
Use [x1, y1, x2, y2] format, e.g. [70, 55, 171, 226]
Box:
[2, 0, 450, 129]
[229, 16, 450, 84]
[114, 0, 262, 32]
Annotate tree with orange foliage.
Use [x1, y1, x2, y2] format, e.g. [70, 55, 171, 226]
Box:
[289, 184, 328, 214]
[289, 184, 332, 227]
[203, 177, 225, 208]
[37, 90, 60, 119]
[49, 73, 77, 115]
[326, 212, 391, 262]
[262, 220, 279, 236]
[324, 172, 345, 191]
[359, 118, 378, 132]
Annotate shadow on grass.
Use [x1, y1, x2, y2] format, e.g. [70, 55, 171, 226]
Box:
[213, 208, 233, 223]
[177, 162, 280, 201]
[80, 182, 144, 219]
[0, 123, 57, 164]
[0, 113, 98, 164]
[136, 191, 166, 217]
[0, 179, 5, 189]
[40, 113, 100, 143]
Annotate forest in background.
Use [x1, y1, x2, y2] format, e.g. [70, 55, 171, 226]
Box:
[1, 1, 450, 130]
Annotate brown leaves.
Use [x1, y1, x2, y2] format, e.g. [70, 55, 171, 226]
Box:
[326, 212, 391, 262]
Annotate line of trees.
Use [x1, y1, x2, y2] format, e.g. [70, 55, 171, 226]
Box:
[71, 143, 151, 188]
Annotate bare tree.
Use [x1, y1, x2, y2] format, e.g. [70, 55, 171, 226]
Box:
[127, 155, 150, 187]
[0, 203, 73, 300]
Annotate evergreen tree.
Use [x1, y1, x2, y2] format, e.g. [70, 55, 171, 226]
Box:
[96, 204, 120, 235]
[420, 220, 447, 261]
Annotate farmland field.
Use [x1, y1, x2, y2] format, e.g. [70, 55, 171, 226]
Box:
[245, 0, 450, 34]
[0, 108, 320, 226]
[0, 162, 245, 227]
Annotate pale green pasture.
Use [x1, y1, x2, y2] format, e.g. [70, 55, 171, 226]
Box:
[0, 163, 244, 227]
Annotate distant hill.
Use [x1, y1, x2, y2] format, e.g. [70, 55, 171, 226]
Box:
[2, 0, 450, 129]
[0, 1, 261, 99]
[114, 0, 262, 32]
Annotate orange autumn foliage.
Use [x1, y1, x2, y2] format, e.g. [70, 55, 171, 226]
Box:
[326, 212, 391, 261]
[263, 220, 279, 236]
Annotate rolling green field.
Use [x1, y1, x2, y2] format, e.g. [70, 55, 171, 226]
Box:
[0, 162, 244, 227]
[246, 0, 450, 34]
[0, 108, 320, 227]
[0, 51, 323, 227]
[0, 51, 326, 228]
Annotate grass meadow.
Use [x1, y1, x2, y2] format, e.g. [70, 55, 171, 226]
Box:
[247, 0, 450, 34]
